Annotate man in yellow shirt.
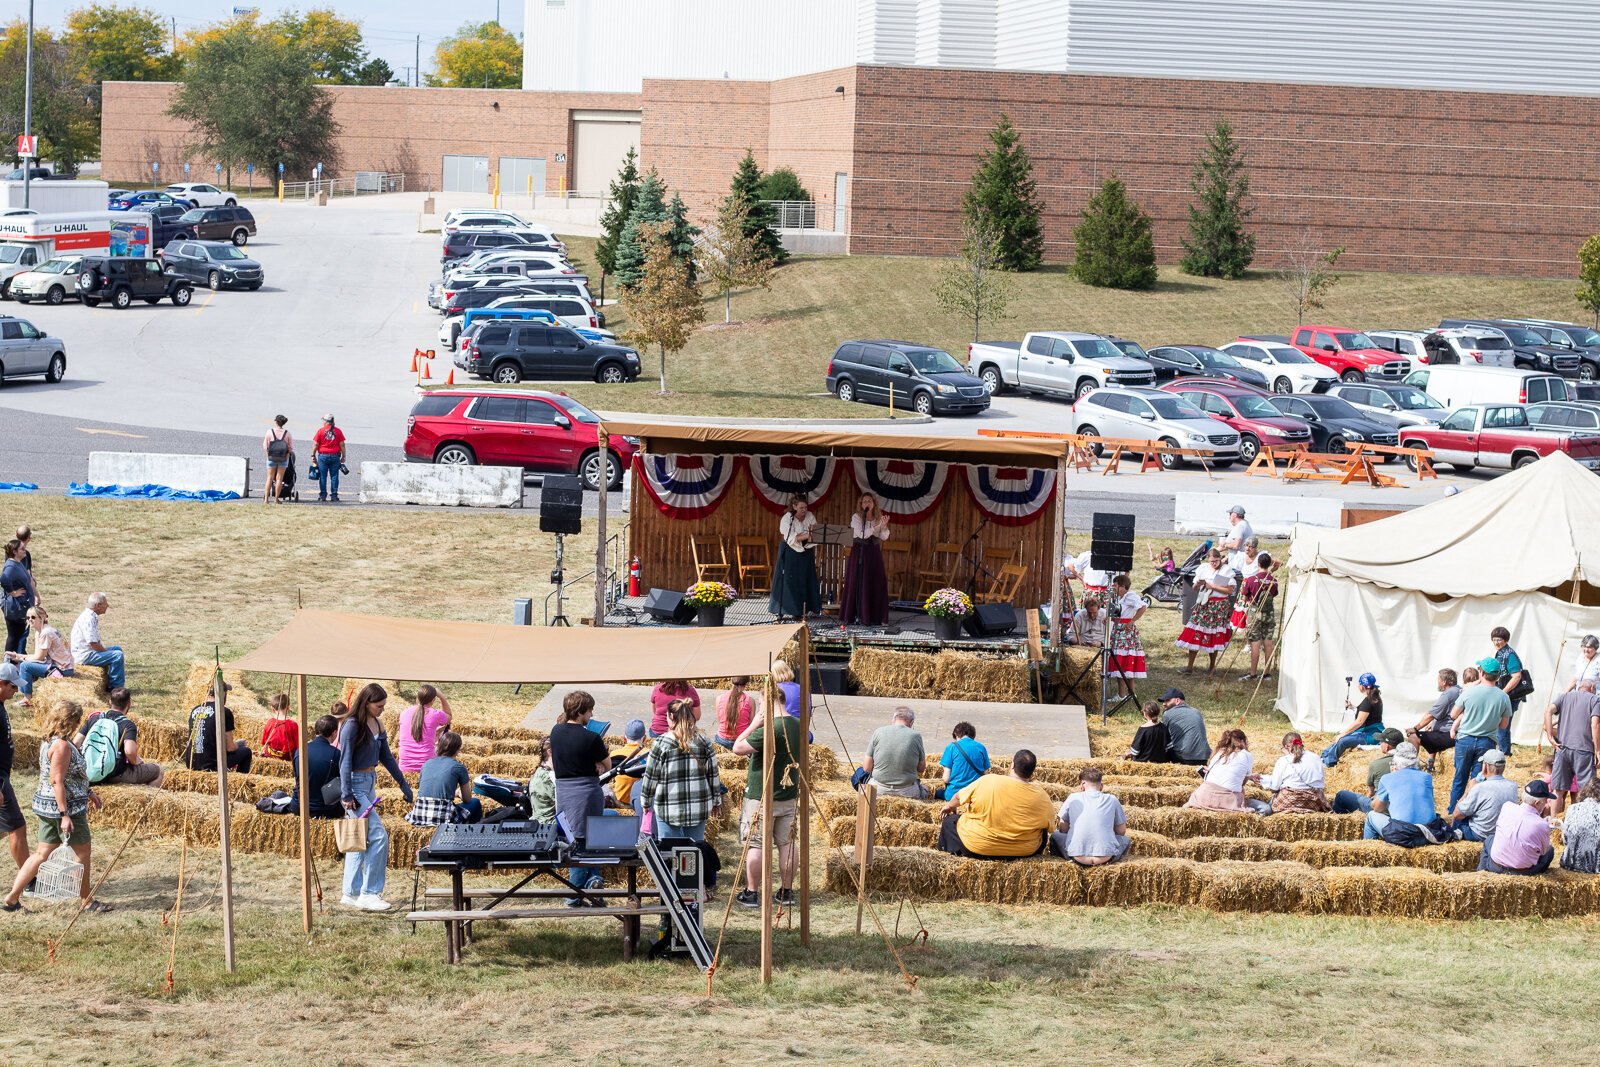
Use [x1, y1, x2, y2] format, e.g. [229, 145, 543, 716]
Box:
[936, 749, 1056, 859]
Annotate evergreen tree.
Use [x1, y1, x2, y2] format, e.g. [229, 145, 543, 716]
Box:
[1071, 176, 1157, 290]
[727, 149, 787, 265]
[962, 113, 1045, 272]
[613, 167, 669, 290]
[595, 146, 641, 283]
[1577, 235, 1600, 328]
[665, 191, 701, 285]
[1179, 119, 1256, 279]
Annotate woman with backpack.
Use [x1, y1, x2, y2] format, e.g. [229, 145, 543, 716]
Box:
[337, 683, 413, 912]
[1, 538, 37, 658]
[4, 700, 108, 913]
[262, 415, 293, 504]
[636, 698, 723, 842]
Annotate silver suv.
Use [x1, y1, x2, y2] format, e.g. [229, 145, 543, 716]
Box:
[0, 315, 66, 384]
[1072, 386, 1242, 469]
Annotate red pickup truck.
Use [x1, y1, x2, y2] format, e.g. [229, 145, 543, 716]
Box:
[1289, 326, 1413, 383]
[1399, 403, 1600, 473]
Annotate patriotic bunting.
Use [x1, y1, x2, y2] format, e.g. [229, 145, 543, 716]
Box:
[964, 465, 1056, 526]
[747, 454, 842, 514]
[634, 453, 740, 519]
[851, 458, 950, 522]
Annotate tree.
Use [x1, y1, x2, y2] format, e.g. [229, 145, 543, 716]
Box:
[1577, 236, 1600, 328]
[595, 146, 641, 299]
[427, 21, 521, 89]
[1180, 119, 1256, 279]
[934, 214, 1013, 342]
[756, 166, 810, 203]
[621, 222, 706, 394]
[727, 149, 786, 265]
[1071, 176, 1158, 290]
[1278, 231, 1345, 324]
[665, 191, 700, 285]
[613, 167, 669, 290]
[0, 23, 98, 174]
[962, 113, 1045, 272]
[268, 9, 370, 85]
[699, 195, 776, 323]
[65, 5, 179, 83]
[355, 57, 394, 86]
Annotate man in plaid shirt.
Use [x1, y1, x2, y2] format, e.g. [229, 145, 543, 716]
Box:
[637, 703, 724, 843]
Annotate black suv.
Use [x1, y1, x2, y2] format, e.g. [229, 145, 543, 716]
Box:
[1506, 319, 1600, 382]
[441, 230, 551, 264]
[825, 340, 989, 416]
[1437, 318, 1581, 378]
[75, 257, 195, 308]
[176, 205, 256, 245]
[459, 322, 641, 384]
[160, 240, 263, 290]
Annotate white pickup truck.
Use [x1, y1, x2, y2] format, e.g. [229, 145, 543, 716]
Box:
[968, 330, 1157, 400]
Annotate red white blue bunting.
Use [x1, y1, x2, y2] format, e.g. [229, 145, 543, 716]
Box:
[851, 458, 950, 522]
[747, 455, 841, 514]
[964, 465, 1056, 526]
[634, 453, 740, 519]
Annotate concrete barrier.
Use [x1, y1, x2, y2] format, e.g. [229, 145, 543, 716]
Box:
[86, 452, 250, 496]
[1174, 492, 1343, 538]
[358, 461, 523, 507]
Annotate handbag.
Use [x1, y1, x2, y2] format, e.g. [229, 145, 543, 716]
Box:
[333, 798, 377, 853]
[320, 778, 342, 808]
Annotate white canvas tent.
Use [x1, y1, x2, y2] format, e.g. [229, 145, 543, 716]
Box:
[1279, 453, 1600, 744]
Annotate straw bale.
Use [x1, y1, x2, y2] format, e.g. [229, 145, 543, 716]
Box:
[814, 792, 939, 825]
[1107, 783, 1212, 808]
[1173, 836, 1294, 863]
[933, 650, 1031, 704]
[1124, 830, 1175, 858]
[30, 673, 109, 731]
[1289, 839, 1482, 874]
[715, 744, 839, 782]
[12, 728, 41, 770]
[828, 816, 941, 849]
[1199, 861, 1331, 914]
[1081, 857, 1212, 907]
[1002, 757, 1200, 784]
[847, 647, 938, 699]
[180, 663, 245, 715]
[1052, 645, 1101, 707]
[1126, 806, 1365, 842]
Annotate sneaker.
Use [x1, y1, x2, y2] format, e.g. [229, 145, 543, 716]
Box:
[330, 495, 341, 502]
[776, 888, 797, 906]
[356, 894, 392, 912]
[584, 876, 604, 891]
[735, 889, 760, 909]
[1237, 673, 1257, 683]
[317, 495, 326, 502]
[564, 896, 586, 909]
[340, 894, 363, 909]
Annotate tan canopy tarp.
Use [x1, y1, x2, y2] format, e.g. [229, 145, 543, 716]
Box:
[598, 420, 1074, 469]
[225, 609, 804, 682]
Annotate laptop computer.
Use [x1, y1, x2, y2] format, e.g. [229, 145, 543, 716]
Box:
[573, 813, 642, 861]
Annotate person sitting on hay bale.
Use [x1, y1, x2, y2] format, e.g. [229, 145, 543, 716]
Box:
[1069, 595, 1107, 648]
[732, 698, 804, 908]
[936, 721, 990, 801]
[1331, 729, 1405, 815]
[1258, 732, 1329, 813]
[863, 707, 928, 800]
[290, 715, 343, 818]
[1184, 729, 1270, 815]
[75, 686, 162, 788]
[1556, 777, 1600, 874]
[1125, 701, 1172, 763]
[407, 731, 482, 827]
[1449, 748, 1518, 843]
[1049, 768, 1129, 866]
[183, 681, 253, 775]
[70, 593, 126, 691]
[1449, 664, 1512, 814]
[1363, 742, 1451, 847]
[936, 749, 1056, 860]
[260, 692, 300, 763]
[1409, 668, 1462, 771]
[608, 719, 650, 807]
[528, 736, 556, 823]
[1320, 673, 1385, 768]
[1159, 688, 1211, 766]
[649, 679, 700, 739]
[1478, 780, 1555, 876]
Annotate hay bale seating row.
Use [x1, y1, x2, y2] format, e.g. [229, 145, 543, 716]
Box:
[846, 647, 1029, 703]
[825, 847, 1600, 920]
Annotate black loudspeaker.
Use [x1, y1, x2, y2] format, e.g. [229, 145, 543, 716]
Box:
[964, 602, 1019, 637]
[539, 475, 583, 535]
[1090, 511, 1136, 573]
[644, 587, 696, 624]
[810, 662, 850, 695]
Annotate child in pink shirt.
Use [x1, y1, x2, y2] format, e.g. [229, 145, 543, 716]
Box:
[398, 685, 453, 774]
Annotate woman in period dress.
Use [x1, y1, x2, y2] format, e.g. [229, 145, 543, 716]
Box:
[1175, 547, 1237, 676]
[769, 496, 821, 622]
[1107, 573, 1147, 702]
[840, 493, 890, 626]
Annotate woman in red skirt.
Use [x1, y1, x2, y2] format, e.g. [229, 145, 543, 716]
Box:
[1176, 547, 1237, 676]
[1108, 574, 1147, 700]
[840, 493, 890, 626]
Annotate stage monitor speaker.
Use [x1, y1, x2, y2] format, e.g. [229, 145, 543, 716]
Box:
[1090, 511, 1136, 573]
[964, 602, 1019, 637]
[643, 587, 696, 624]
[539, 475, 584, 535]
[810, 662, 850, 695]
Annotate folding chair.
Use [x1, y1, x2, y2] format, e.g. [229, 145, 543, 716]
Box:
[735, 536, 772, 596]
[880, 539, 912, 600]
[978, 563, 1028, 604]
[691, 534, 732, 583]
[913, 542, 964, 601]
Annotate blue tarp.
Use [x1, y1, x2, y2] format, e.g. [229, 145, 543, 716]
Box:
[68, 482, 241, 502]
[0, 482, 39, 493]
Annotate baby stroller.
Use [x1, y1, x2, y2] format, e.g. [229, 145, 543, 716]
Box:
[1142, 539, 1211, 603]
[475, 774, 532, 823]
[273, 451, 300, 503]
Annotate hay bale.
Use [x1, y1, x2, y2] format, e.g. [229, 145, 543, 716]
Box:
[1289, 839, 1482, 874]
[1081, 857, 1212, 907]
[1199, 860, 1331, 914]
[1171, 836, 1293, 863]
[814, 792, 938, 825]
[933, 650, 1031, 704]
[1051, 645, 1101, 707]
[1124, 829, 1175, 858]
[716, 744, 840, 784]
[12, 728, 40, 771]
[1126, 806, 1364, 842]
[31, 673, 108, 731]
[848, 647, 938, 699]
[825, 815, 942, 849]
[1003, 757, 1201, 784]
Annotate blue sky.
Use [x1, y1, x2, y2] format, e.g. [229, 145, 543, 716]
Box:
[17, 1, 524, 85]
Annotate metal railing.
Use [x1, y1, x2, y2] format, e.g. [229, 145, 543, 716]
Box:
[279, 172, 406, 199]
[542, 520, 629, 625]
[766, 199, 817, 229]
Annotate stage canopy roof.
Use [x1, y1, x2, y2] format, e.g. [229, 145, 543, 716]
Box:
[226, 609, 804, 682]
[597, 420, 1074, 469]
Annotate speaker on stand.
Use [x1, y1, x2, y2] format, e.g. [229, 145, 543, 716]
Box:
[539, 475, 584, 626]
[1088, 511, 1139, 719]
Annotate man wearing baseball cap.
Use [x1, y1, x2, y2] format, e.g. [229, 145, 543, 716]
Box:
[1331, 727, 1405, 815]
[1220, 505, 1252, 554]
[311, 414, 347, 502]
[1158, 688, 1211, 765]
[1448, 662, 1512, 813]
[0, 661, 30, 881]
[1479, 779, 1555, 876]
[1449, 747, 1518, 842]
[1364, 741, 1451, 847]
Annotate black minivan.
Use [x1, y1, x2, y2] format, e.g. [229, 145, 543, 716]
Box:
[826, 340, 990, 416]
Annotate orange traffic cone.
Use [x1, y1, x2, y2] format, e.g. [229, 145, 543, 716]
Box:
[445, 369, 455, 386]
[410, 351, 419, 372]
[421, 362, 432, 380]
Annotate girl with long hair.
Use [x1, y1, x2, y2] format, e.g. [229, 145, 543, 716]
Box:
[840, 492, 890, 626]
[1259, 732, 1330, 813]
[337, 682, 414, 911]
[398, 684, 452, 774]
[769, 496, 821, 622]
[1185, 728, 1266, 813]
[1175, 547, 1237, 676]
[638, 698, 724, 842]
[715, 676, 759, 749]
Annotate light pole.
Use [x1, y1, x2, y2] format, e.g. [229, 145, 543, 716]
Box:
[22, 0, 34, 209]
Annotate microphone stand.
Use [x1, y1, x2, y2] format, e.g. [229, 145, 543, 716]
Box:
[956, 515, 996, 599]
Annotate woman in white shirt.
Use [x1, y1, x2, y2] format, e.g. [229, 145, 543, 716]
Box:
[768, 496, 821, 622]
[1566, 634, 1600, 693]
[1259, 732, 1330, 813]
[1184, 729, 1268, 813]
[7, 605, 75, 706]
[839, 493, 890, 626]
[1175, 547, 1237, 676]
[1107, 574, 1147, 700]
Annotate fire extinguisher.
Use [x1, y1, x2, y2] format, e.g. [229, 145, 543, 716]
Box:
[628, 556, 641, 597]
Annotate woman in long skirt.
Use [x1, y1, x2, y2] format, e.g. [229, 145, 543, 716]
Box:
[839, 493, 890, 626]
[1107, 574, 1147, 701]
[1176, 548, 1237, 676]
[769, 496, 821, 621]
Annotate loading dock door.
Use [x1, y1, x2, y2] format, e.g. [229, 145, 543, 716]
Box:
[571, 111, 641, 197]
[442, 154, 490, 194]
[500, 156, 547, 197]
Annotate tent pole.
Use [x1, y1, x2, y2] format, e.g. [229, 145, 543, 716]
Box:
[797, 626, 812, 947]
[594, 425, 609, 627]
[214, 661, 236, 972]
[760, 669, 776, 985]
[1047, 454, 1068, 652]
[297, 673, 312, 934]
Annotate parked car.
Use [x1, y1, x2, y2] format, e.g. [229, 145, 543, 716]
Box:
[442, 256, 570, 287]
[74, 256, 194, 308]
[1505, 319, 1600, 381]
[1221, 336, 1338, 394]
[440, 307, 614, 350]
[1288, 326, 1411, 382]
[0, 315, 67, 384]
[1106, 337, 1152, 362]
[1417, 326, 1517, 368]
[1326, 381, 1447, 427]
[7, 255, 84, 304]
[1403, 365, 1570, 408]
[1437, 319, 1580, 377]
[1266, 393, 1400, 454]
[158, 240, 263, 290]
[967, 330, 1155, 398]
[1072, 386, 1242, 469]
[403, 389, 635, 490]
[1399, 404, 1600, 472]
[457, 321, 641, 385]
[438, 280, 592, 316]
[109, 190, 185, 212]
[5, 166, 62, 182]
[442, 212, 563, 247]
[1159, 381, 1313, 463]
[1367, 329, 1432, 365]
[826, 340, 990, 416]
[146, 203, 198, 249]
[165, 183, 237, 208]
[104, 188, 132, 205]
[441, 294, 600, 347]
[1526, 401, 1600, 433]
[441, 229, 552, 264]
[176, 205, 256, 245]
[1145, 345, 1270, 390]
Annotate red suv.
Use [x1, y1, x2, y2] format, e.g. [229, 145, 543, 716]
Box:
[403, 389, 637, 490]
[1288, 325, 1412, 383]
[1160, 381, 1313, 463]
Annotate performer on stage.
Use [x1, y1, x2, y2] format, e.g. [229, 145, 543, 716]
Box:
[839, 493, 890, 626]
[1108, 574, 1147, 699]
[769, 495, 821, 622]
[1176, 547, 1237, 676]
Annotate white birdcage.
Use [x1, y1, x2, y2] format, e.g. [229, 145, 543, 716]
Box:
[29, 846, 84, 901]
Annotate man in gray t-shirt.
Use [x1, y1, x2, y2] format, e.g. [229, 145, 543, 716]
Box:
[1411, 669, 1462, 762]
[1451, 748, 1518, 842]
[1160, 689, 1211, 765]
[863, 708, 927, 799]
[1050, 769, 1129, 864]
[1546, 683, 1600, 814]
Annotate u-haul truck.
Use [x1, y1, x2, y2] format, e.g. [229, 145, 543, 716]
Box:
[0, 211, 153, 295]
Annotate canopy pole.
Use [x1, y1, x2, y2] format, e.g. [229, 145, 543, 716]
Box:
[297, 673, 312, 934]
[594, 426, 609, 627]
[213, 659, 236, 973]
[760, 667, 776, 985]
[1046, 454, 1068, 652]
[798, 626, 812, 946]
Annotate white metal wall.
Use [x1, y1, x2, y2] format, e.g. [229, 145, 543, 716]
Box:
[915, 0, 994, 67]
[858, 0, 917, 65]
[996, 0, 1068, 72]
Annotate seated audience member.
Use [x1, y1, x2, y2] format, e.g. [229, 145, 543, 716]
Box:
[70, 593, 126, 690]
[1557, 778, 1600, 874]
[183, 681, 253, 773]
[937, 721, 990, 801]
[650, 678, 701, 737]
[1259, 732, 1329, 813]
[1070, 595, 1108, 648]
[74, 687, 163, 787]
[1160, 689, 1211, 765]
[1331, 729, 1404, 814]
[1364, 742, 1450, 847]
[290, 715, 342, 818]
[1320, 673, 1384, 767]
[1126, 701, 1172, 764]
[1450, 748, 1518, 842]
[1530, 752, 1556, 816]
[1184, 729, 1269, 814]
[1410, 668, 1462, 767]
[9, 605, 74, 706]
[407, 730, 482, 826]
[1545, 680, 1599, 816]
[1478, 780, 1555, 876]
[863, 707, 928, 799]
[936, 749, 1056, 860]
[609, 719, 650, 806]
[1050, 768, 1130, 865]
[259, 693, 300, 761]
[397, 684, 452, 774]
[528, 737, 556, 823]
[715, 677, 758, 749]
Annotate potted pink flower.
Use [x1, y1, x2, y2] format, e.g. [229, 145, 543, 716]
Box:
[686, 580, 738, 627]
[924, 587, 972, 641]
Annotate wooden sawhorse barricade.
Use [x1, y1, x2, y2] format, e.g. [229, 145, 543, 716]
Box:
[978, 429, 1222, 477]
[1248, 442, 1436, 486]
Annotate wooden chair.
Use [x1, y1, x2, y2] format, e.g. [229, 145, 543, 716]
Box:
[981, 545, 1015, 579]
[880, 539, 912, 601]
[735, 536, 772, 596]
[691, 535, 731, 583]
[914, 542, 964, 601]
[978, 563, 1028, 604]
